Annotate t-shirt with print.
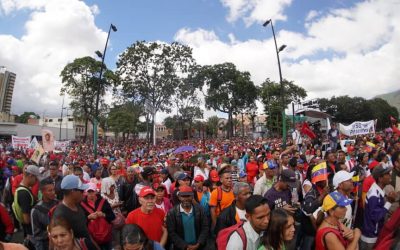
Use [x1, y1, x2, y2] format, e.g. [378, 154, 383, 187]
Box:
[209, 188, 234, 216]
[263, 186, 291, 210]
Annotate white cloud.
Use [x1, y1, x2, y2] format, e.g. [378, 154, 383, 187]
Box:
[220, 0, 293, 26]
[0, 0, 107, 116]
[175, 0, 400, 110]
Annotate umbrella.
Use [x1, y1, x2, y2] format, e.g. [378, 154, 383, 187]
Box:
[174, 145, 196, 154]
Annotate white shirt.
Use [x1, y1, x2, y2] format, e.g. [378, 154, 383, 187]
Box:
[193, 166, 209, 180]
[162, 178, 172, 195]
[226, 221, 261, 250]
[292, 130, 302, 145]
[236, 207, 247, 221]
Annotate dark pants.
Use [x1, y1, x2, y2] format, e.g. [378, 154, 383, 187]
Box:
[35, 239, 49, 250]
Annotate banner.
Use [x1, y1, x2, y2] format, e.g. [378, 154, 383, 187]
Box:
[55, 140, 70, 151]
[42, 129, 55, 152]
[339, 120, 375, 136]
[31, 145, 45, 164]
[29, 137, 39, 149]
[12, 136, 30, 149]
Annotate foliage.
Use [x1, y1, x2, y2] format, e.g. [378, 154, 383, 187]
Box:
[260, 78, 307, 134]
[192, 62, 258, 138]
[15, 112, 40, 123]
[207, 116, 220, 138]
[318, 96, 399, 129]
[60, 56, 115, 140]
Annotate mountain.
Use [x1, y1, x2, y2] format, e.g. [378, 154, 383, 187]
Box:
[375, 89, 400, 113]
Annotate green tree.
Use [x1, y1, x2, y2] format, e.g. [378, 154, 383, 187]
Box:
[15, 112, 40, 123]
[260, 78, 307, 134]
[60, 56, 114, 141]
[192, 62, 258, 138]
[207, 116, 220, 138]
[107, 102, 144, 141]
[367, 98, 399, 129]
[116, 41, 196, 142]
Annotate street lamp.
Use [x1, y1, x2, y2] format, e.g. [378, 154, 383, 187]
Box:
[263, 19, 287, 147]
[93, 23, 117, 157]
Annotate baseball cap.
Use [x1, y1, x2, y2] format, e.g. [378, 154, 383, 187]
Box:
[160, 168, 169, 175]
[193, 175, 205, 182]
[178, 186, 193, 196]
[279, 169, 297, 188]
[141, 167, 155, 178]
[11, 166, 19, 172]
[263, 160, 277, 170]
[239, 171, 247, 178]
[322, 191, 353, 212]
[372, 165, 392, 180]
[139, 186, 156, 197]
[152, 183, 166, 191]
[210, 169, 220, 182]
[61, 175, 89, 190]
[176, 172, 191, 181]
[86, 182, 97, 192]
[333, 171, 354, 189]
[25, 165, 40, 177]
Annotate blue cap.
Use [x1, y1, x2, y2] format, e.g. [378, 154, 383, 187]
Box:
[176, 172, 191, 180]
[61, 175, 89, 190]
[239, 171, 247, 178]
[160, 168, 169, 175]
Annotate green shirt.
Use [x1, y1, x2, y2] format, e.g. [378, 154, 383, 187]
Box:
[258, 243, 286, 250]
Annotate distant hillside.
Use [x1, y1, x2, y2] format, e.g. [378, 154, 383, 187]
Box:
[375, 89, 400, 114]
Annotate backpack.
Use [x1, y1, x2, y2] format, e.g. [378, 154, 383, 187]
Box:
[216, 220, 247, 250]
[80, 198, 112, 244]
[12, 186, 34, 223]
[216, 186, 222, 213]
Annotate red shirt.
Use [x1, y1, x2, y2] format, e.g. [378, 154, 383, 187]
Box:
[246, 161, 259, 184]
[125, 207, 165, 242]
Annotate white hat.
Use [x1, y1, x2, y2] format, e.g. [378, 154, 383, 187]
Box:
[333, 170, 354, 189]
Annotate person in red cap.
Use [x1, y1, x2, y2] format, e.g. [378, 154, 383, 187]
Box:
[125, 186, 167, 246]
[166, 185, 209, 250]
[209, 169, 220, 191]
[193, 175, 211, 217]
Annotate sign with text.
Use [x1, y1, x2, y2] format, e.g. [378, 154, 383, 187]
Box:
[339, 120, 375, 136]
[12, 136, 30, 149]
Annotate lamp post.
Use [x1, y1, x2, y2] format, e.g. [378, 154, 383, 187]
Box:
[59, 96, 65, 140]
[93, 23, 117, 157]
[263, 19, 287, 147]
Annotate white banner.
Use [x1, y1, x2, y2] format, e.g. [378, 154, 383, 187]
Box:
[12, 136, 31, 149]
[340, 139, 356, 152]
[339, 120, 375, 136]
[55, 141, 70, 151]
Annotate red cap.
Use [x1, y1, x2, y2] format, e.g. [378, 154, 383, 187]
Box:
[11, 166, 20, 172]
[139, 186, 156, 197]
[194, 175, 205, 182]
[178, 185, 194, 195]
[152, 183, 166, 190]
[210, 170, 220, 182]
[100, 158, 109, 165]
[369, 161, 380, 170]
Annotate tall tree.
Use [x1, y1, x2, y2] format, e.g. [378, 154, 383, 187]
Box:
[207, 116, 220, 138]
[260, 78, 307, 134]
[116, 41, 196, 142]
[107, 102, 144, 141]
[192, 62, 258, 138]
[60, 56, 114, 141]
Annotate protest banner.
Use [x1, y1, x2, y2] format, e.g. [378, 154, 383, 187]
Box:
[339, 120, 375, 136]
[31, 145, 45, 164]
[42, 129, 55, 152]
[55, 140, 70, 151]
[11, 136, 30, 149]
[340, 139, 356, 152]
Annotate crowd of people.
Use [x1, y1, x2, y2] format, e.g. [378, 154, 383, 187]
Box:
[0, 124, 400, 250]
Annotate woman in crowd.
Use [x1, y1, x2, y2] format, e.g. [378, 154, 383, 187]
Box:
[80, 183, 115, 250]
[315, 192, 361, 250]
[101, 177, 124, 248]
[120, 224, 164, 250]
[48, 216, 95, 250]
[258, 208, 295, 250]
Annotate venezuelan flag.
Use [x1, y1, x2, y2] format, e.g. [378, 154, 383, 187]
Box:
[352, 174, 360, 186]
[311, 162, 328, 184]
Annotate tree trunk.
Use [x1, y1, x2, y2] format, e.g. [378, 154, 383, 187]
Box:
[84, 117, 88, 142]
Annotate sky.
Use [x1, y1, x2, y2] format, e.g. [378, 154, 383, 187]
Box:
[1, 0, 400, 122]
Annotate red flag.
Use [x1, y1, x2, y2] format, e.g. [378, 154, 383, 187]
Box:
[301, 122, 316, 139]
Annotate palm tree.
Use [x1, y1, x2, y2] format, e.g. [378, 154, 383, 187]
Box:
[207, 116, 220, 138]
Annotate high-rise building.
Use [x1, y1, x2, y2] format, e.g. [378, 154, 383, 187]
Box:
[0, 67, 16, 113]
